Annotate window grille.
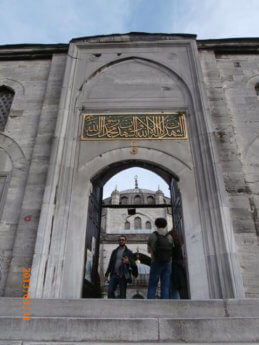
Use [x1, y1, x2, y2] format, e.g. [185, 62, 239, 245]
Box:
[0, 86, 14, 131]
[125, 221, 130, 230]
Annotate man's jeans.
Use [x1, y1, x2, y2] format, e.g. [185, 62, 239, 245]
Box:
[147, 260, 171, 299]
[108, 273, 127, 298]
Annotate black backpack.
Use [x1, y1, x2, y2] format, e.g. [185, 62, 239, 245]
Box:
[154, 231, 173, 263]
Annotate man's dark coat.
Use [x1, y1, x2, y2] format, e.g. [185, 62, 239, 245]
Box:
[105, 246, 138, 278]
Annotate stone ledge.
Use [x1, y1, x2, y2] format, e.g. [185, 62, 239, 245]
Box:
[0, 317, 158, 342]
[1, 298, 259, 318]
[0, 316, 258, 343]
[1, 343, 257, 345]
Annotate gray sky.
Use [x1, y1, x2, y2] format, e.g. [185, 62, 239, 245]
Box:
[1, 0, 258, 197]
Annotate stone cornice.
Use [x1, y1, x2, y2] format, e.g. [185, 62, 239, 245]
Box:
[198, 38, 259, 54]
[0, 44, 68, 60]
[1, 36, 259, 60]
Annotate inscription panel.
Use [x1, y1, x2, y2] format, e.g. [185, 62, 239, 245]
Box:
[81, 112, 187, 140]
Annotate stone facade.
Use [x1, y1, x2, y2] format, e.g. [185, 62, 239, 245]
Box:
[199, 47, 259, 297]
[0, 34, 258, 300]
[0, 54, 67, 296]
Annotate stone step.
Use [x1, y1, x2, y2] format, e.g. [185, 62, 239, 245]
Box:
[1, 297, 259, 318]
[0, 298, 258, 343]
[0, 315, 259, 343]
[0, 343, 258, 345]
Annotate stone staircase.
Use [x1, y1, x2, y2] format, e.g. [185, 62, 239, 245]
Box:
[0, 298, 259, 344]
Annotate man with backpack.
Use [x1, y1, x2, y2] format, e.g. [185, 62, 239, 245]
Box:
[147, 217, 173, 299]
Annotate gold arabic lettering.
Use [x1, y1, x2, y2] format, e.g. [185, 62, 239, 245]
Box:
[81, 113, 187, 140]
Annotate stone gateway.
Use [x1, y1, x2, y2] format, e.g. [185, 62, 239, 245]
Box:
[0, 33, 259, 343]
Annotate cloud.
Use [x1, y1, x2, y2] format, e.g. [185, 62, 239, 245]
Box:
[0, 0, 258, 44]
[0, 0, 131, 44]
[170, 0, 259, 39]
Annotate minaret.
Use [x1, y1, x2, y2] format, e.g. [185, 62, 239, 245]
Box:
[111, 186, 120, 205]
[134, 175, 139, 189]
[155, 185, 164, 204]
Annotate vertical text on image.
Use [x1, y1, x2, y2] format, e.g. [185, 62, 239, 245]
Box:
[22, 267, 31, 321]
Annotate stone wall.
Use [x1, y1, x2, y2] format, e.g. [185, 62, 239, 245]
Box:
[1, 36, 258, 299]
[199, 49, 259, 297]
[0, 54, 66, 296]
[104, 207, 173, 234]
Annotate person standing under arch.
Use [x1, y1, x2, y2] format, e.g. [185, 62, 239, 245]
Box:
[168, 229, 186, 299]
[147, 218, 173, 299]
[105, 235, 138, 298]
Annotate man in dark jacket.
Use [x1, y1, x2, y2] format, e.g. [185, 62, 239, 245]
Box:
[105, 235, 137, 298]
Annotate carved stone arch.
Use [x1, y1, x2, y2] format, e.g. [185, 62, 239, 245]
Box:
[0, 78, 25, 127]
[54, 146, 208, 299]
[0, 78, 25, 97]
[0, 133, 27, 294]
[246, 75, 259, 95]
[0, 85, 14, 94]
[0, 148, 12, 218]
[77, 56, 194, 111]
[30, 40, 245, 301]
[0, 133, 26, 170]
[0, 133, 27, 223]
[0, 85, 15, 131]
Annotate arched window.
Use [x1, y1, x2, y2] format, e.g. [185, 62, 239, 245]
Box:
[125, 221, 130, 230]
[0, 86, 14, 131]
[147, 196, 155, 205]
[134, 195, 141, 204]
[145, 221, 151, 229]
[255, 83, 259, 96]
[134, 216, 141, 229]
[0, 149, 12, 219]
[120, 196, 128, 205]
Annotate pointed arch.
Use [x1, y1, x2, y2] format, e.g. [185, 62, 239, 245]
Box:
[0, 86, 15, 131]
[124, 221, 130, 230]
[76, 56, 194, 112]
[134, 216, 142, 230]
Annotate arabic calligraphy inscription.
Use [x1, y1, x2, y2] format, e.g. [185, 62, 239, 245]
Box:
[81, 113, 187, 140]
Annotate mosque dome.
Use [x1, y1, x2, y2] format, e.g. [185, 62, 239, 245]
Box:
[103, 177, 169, 205]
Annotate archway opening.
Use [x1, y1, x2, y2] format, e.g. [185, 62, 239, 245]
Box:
[82, 160, 189, 299]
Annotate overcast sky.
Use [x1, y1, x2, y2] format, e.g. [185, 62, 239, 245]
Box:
[1, 0, 258, 197]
